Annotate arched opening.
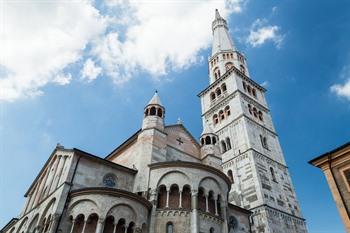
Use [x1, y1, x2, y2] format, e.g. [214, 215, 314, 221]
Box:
[213, 114, 219, 125]
[210, 227, 215, 233]
[44, 214, 52, 232]
[270, 167, 277, 182]
[115, 219, 126, 233]
[210, 92, 216, 101]
[169, 184, 180, 209]
[240, 65, 245, 74]
[253, 107, 258, 118]
[27, 214, 39, 233]
[223, 54, 226, 59]
[212, 136, 217, 145]
[71, 214, 84, 233]
[141, 223, 148, 233]
[182, 185, 192, 210]
[252, 89, 257, 97]
[201, 138, 204, 146]
[217, 195, 222, 217]
[225, 137, 232, 150]
[221, 141, 227, 153]
[258, 111, 263, 121]
[85, 214, 98, 233]
[149, 107, 156, 116]
[198, 188, 206, 212]
[248, 104, 252, 114]
[215, 88, 221, 97]
[247, 85, 251, 94]
[127, 222, 135, 233]
[213, 67, 220, 80]
[208, 191, 216, 214]
[227, 170, 234, 184]
[221, 83, 227, 92]
[205, 136, 211, 145]
[166, 222, 174, 233]
[225, 106, 231, 116]
[103, 216, 115, 233]
[144, 109, 149, 117]
[157, 185, 167, 208]
[219, 110, 225, 121]
[157, 108, 163, 118]
[243, 81, 247, 91]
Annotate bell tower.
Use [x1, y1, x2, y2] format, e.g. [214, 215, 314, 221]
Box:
[199, 10, 308, 233]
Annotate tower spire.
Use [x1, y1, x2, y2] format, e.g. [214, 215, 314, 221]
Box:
[211, 9, 235, 56]
[142, 91, 165, 130]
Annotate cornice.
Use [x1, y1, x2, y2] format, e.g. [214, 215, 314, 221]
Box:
[70, 187, 152, 209]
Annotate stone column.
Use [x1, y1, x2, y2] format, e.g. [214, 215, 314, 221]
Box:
[69, 218, 76, 233]
[221, 201, 228, 233]
[205, 194, 209, 212]
[95, 218, 105, 233]
[149, 189, 157, 233]
[166, 189, 170, 208]
[81, 220, 87, 233]
[179, 190, 183, 208]
[190, 190, 198, 233]
[113, 223, 117, 233]
[214, 197, 218, 216]
[49, 214, 60, 233]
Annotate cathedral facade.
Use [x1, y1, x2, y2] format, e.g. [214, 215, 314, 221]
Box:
[1, 10, 307, 233]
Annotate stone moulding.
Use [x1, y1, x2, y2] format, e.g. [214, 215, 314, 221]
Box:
[156, 209, 190, 217]
[149, 161, 232, 186]
[69, 187, 152, 209]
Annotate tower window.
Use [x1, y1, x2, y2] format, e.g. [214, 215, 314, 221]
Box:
[166, 222, 174, 233]
[243, 81, 247, 91]
[270, 167, 277, 182]
[221, 83, 227, 92]
[205, 136, 211, 145]
[225, 62, 233, 71]
[227, 170, 234, 184]
[260, 135, 269, 149]
[258, 111, 263, 121]
[223, 54, 226, 59]
[221, 141, 227, 153]
[213, 114, 219, 124]
[150, 107, 156, 116]
[157, 108, 163, 117]
[252, 89, 257, 98]
[219, 110, 225, 120]
[253, 107, 258, 118]
[240, 65, 246, 74]
[212, 136, 217, 145]
[225, 137, 231, 150]
[225, 106, 231, 116]
[216, 88, 222, 97]
[210, 92, 216, 101]
[248, 104, 252, 114]
[247, 85, 251, 94]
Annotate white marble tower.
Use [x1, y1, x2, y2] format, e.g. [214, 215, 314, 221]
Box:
[198, 10, 308, 233]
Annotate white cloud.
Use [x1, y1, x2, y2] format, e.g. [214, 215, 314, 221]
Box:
[53, 73, 72, 86]
[247, 19, 285, 48]
[0, 0, 246, 101]
[0, 1, 106, 101]
[261, 81, 269, 88]
[331, 66, 350, 101]
[81, 59, 102, 83]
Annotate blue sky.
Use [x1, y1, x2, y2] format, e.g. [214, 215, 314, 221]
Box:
[1, 0, 350, 232]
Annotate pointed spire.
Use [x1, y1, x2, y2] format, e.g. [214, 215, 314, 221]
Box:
[147, 90, 162, 106]
[201, 123, 214, 135]
[211, 9, 236, 55]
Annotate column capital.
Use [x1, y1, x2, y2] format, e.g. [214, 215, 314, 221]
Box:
[98, 218, 105, 224]
[191, 189, 198, 196]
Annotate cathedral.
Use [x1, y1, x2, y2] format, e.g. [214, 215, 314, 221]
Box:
[1, 10, 308, 233]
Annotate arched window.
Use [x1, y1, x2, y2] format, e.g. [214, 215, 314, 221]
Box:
[226, 137, 232, 150]
[252, 89, 257, 98]
[103, 216, 115, 233]
[157, 185, 167, 208]
[85, 214, 98, 233]
[240, 65, 246, 74]
[216, 88, 221, 96]
[225, 106, 231, 116]
[217, 195, 222, 217]
[227, 170, 234, 184]
[212, 136, 217, 145]
[149, 107, 156, 116]
[221, 83, 227, 92]
[213, 114, 219, 125]
[219, 110, 225, 120]
[213, 67, 220, 80]
[260, 135, 268, 149]
[144, 109, 149, 117]
[270, 167, 277, 182]
[71, 214, 85, 233]
[258, 111, 263, 121]
[198, 188, 206, 212]
[248, 104, 252, 114]
[127, 222, 135, 233]
[247, 85, 251, 94]
[210, 92, 216, 101]
[157, 108, 163, 118]
[208, 191, 216, 214]
[223, 54, 226, 59]
[221, 141, 227, 153]
[225, 62, 233, 71]
[205, 136, 211, 145]
[253, 107, 258, 118]
[210, 228, 215, 233]
[243, 81, 247, 91]
[166, 222, 174, 233]
[169, 184, 180, 209]
[182, 185, 192, 209]
[201, 138, 205, 146]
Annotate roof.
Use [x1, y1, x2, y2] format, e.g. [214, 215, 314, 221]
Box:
[105, 129, 141, 160]
[308, 141, 350, 166]
[228, 202, 252, 215]
[0, 218, 18, 232]
[147, 91, 163, 106]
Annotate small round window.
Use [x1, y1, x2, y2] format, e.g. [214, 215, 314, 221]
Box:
[103, 174, 117, 188]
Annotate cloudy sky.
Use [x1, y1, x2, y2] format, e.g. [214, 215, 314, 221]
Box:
[1, 0, 350, 232]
